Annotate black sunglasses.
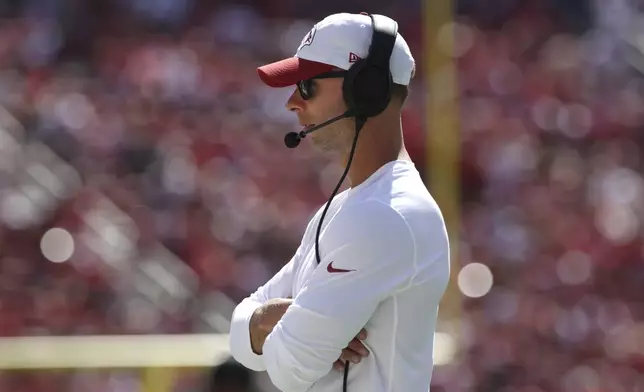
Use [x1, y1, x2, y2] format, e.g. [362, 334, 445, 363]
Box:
[297, 71, 347, 100]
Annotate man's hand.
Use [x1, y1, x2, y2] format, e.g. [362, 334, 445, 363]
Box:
[250, 298, 293, 355]
[333, 328, 369, 371]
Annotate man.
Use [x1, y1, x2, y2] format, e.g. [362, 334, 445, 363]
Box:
[229, 12, 450, 392]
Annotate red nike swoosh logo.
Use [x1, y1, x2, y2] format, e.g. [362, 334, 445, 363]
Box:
[327, 261, 355, 273]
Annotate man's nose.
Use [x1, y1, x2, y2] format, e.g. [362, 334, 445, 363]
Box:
[286, 87, 304, 112]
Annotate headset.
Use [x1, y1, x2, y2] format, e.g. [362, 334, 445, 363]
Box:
[304, 13, 399, 392]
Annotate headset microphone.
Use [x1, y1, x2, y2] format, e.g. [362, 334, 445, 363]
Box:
[284, 110, 354, 148]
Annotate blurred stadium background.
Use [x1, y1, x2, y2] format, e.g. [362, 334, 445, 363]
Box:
[0, 0, 643, 391]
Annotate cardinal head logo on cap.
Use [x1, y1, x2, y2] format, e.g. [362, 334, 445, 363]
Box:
[298, 25, 317, 52]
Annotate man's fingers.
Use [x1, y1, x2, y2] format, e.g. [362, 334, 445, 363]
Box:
[347, 338, 369, 357]
[339, 348, 364, 364]
[340, 349, 360, 364]
[333, 332, 369, 371]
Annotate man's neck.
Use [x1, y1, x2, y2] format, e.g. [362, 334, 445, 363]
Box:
[347, 150, 411, 187]
[343, 131, 411, 188]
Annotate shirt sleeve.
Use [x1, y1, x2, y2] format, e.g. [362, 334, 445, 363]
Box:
[261, 200, 418, 392]
[228, 247, 301, 371]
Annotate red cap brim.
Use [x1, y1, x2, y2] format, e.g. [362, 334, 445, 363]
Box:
[257, 57, 335, 88]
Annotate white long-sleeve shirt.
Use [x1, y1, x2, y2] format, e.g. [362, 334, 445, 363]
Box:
[229, 160, 450, 392]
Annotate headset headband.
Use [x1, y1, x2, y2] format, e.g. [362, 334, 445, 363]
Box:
[366, 14, 398, 73]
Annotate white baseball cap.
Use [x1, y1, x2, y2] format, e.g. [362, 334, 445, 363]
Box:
[257, 13, 415, 88]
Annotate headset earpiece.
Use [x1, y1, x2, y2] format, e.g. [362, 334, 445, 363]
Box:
[343, 61, 393, 118]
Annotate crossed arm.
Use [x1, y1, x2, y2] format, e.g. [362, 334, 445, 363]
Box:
[229, 201, 416, 392]
[228, 257, 370, 375]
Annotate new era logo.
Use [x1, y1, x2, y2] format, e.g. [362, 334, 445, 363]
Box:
[349, 52, 361, 63]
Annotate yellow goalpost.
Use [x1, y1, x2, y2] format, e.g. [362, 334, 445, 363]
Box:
[424, 0, 462, 343]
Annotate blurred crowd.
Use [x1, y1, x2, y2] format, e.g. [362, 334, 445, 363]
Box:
[0, 0, 643, 391]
